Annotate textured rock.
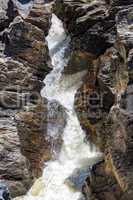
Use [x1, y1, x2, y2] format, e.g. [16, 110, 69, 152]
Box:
[0, 0, 52, 197]
[57, 0, 133, 200]
[116, 7, 133, 51]
[83, 162, 122, 200]
[105, 107, 133, 193]
[0, 0, 16, 31]
[25, 0, 53, 34]
[54, 0, 117, 56]
[15, 102, 51, 178]
[46, 100, 67, 158]
[0, 110, 32, 198]
[0, 0, 133, 199]
[4, 16, 49, 69]
[64, 51, 95, 74]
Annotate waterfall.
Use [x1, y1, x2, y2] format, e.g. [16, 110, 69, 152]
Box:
[22, 14, 102, 200]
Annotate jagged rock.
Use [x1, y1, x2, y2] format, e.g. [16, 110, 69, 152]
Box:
[0, 1, 51, 197]
[128, 49, 133, 84]
[70, 2, 133, 199]
[4, 16, 49, 68]
[0, 110, 32, 198]
[104, 107, 133, 193]
[15, 102, 51, 178]
[116, 7, 133, 51]
[0, 56, 47, 92]
[15, 99, 66, 177]
[84, 162, 122, 200]
[54, 0, 109, 34]
[54, 0, 117, 56]
[74, 44, 130, 199]
[0, 55, 48, 109]
[110, 0, 133, 6]
[63, 51, 95, 74]
[0, 0, 133, 199]
[25, 0, 53, 34]
[74, 46, 127, 144]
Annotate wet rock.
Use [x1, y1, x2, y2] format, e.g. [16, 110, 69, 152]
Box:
[65, 168, 90, 191]
[46, 100, 67, 158]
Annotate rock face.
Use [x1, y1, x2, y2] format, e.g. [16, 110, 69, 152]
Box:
[0, 0, 52, 198]
[54, 0, 133, 199]
[0, 110, 32, 198]
[0, 0, 133, 200]
[15, 102, 51, 179]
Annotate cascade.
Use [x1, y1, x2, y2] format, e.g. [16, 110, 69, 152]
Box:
[20, 14, 102, 200]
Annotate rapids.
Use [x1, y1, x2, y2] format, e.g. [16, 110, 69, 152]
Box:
[16, 13, 102, 200]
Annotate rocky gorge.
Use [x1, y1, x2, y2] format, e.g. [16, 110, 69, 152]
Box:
[0, 0, 133, 200]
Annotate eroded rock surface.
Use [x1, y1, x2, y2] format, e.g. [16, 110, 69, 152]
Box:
[0, 0, 52, 197]
[0, 0, 133, 200]
[53, 0, 133, 199]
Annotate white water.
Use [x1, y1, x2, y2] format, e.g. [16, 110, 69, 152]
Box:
[22, 14, 102, 200]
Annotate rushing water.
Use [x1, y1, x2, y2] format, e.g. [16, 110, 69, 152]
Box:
[19, 14, 102, 200]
